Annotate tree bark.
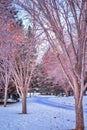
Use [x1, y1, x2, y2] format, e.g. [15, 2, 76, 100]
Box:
[74, 94, 84, 130]
[22, 93, 27, 114]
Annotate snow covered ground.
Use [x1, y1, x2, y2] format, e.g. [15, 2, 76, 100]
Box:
[0, 95, 87, 130]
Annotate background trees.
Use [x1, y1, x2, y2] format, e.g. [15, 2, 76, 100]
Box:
[42, 47, 72, 96]
[30, 64, 48, 93]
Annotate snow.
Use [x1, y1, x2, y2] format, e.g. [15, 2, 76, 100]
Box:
[0, 95, 87, 130]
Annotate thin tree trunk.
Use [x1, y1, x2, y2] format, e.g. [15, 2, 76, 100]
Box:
[22, 93, 27, 114]
[4, 85, 8, 107]
[74, 94, 84, 130]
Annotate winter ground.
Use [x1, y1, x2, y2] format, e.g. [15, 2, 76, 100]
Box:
[0, 95, 87, 130]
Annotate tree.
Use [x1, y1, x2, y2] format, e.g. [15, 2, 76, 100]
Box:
[0, 51, 11, 107]
[0, 0, 38, 113]
[14, 0, 87, 129]
[10, 27, 38, 114]
[0, 0, 19, 107]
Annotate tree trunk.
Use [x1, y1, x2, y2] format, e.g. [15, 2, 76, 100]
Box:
[64, 90, 69, 97]
[29, 92, 31, 98]
[74, 94, 84, 130]
[22, 93, 27, 114]
[4, 86, 8, 107]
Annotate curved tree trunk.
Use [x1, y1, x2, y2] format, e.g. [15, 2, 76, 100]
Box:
[74, 93, 84, 130]
[22, 93, 27, 114]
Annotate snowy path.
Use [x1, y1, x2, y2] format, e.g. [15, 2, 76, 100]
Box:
[34, 96, 75, 110]
[0, 96, 87, 130]
[33, 96, 87, 113]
